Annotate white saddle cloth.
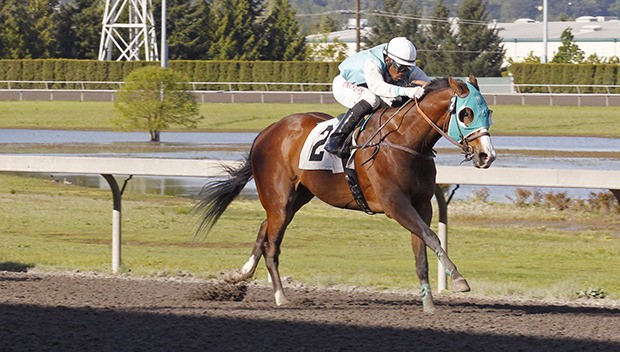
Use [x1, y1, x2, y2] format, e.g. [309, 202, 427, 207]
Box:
[298, 118, 346, 174]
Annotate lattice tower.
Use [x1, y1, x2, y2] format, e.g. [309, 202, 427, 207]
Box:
[98, 0, 159, 61]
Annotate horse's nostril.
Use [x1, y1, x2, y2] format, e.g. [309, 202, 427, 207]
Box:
[479, 153, 488, 161]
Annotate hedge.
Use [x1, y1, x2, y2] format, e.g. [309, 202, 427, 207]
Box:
[0, 59, 339, 92]
[1, 60, 618, 93]
[509, 63, 620, 93]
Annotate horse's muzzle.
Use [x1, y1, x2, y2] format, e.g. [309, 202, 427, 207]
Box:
[469, 130, 496, 169]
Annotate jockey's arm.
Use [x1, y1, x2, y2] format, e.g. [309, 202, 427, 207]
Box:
[363, 59, 405, 99]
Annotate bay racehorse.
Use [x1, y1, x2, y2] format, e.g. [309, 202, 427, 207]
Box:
[195, 75, 496, 312]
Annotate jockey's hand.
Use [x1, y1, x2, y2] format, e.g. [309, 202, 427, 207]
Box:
[400, 86, 425, 99]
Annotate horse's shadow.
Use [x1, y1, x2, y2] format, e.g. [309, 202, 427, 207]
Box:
[0, 262, 37, 281]
[443, 299, 620, 315]
[0, 261, 34, 272]
[344, 296, 620, 316]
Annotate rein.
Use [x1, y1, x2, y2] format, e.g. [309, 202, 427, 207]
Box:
[352, 91, 487, 161]
[413, 97, 472, 157]
[350, 102, 424, 160]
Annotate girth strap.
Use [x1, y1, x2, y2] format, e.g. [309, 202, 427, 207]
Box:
[342, 156, 374, 215]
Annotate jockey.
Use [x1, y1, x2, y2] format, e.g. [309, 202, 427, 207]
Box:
[325, 37, 431, 158]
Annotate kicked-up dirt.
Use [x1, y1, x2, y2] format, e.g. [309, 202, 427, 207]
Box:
[1, 270, 619, 352]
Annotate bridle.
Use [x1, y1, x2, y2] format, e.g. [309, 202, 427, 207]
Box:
[414, 96, 474, 160]
[415, 91, 492, 161]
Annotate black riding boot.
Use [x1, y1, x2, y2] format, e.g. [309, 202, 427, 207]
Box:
[324, 100, 373, 158]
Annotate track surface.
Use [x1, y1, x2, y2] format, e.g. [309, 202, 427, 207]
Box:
[1, 271, 619, 352]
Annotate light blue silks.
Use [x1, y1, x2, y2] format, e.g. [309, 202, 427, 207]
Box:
[447, 82, 492, 142]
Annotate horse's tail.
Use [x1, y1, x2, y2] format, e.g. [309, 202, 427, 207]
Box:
[194, 154, 253, 240]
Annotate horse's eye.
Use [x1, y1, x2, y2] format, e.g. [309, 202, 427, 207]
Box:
[458, 108, 474, 126]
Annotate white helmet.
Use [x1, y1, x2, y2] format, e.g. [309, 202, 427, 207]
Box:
[385, 37, 417, 66]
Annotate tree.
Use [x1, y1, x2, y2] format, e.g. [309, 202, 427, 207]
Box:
[0, 0, 28, 58]
[114, 66, 202, 142]
[166, 0, 212, 60]
[312, 15, 338, 34]
[259, 0, 306, 60]
[363, 0, 422, 61]
[455, 0, 505, 77]
[307, 33, 348, 62]
[364, 0, 404, 48]
[397, 0, 423, 42]
[0, 0, 58, 58]
[208, 0, 262, 60]
[56, 0, 103, 59]
[419, 0, 460, 76]
[551, 27, 585, 64]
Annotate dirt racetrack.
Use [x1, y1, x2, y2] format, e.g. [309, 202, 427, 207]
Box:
[1, 270, 619, 352]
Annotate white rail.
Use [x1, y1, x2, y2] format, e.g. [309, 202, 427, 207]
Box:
[1, 155, 618, 290]
[2, 80, 620, 94]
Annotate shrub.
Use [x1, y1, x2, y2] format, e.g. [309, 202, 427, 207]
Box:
[542, 191, 572, 210]
[507, 188, 531, 207]
[114, 66, 202, 142]
[588, 191, 620, 213]
[470, 187, 490, 203]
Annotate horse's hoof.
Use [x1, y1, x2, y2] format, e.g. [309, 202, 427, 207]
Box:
[423, 301, 436, 314]
[421, 285, 435, 313]
[452, 277, 471, 292]
[274, 291, 289, 306]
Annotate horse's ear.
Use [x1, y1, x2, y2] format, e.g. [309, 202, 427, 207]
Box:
[468, 74, 480, 91]
[448, 76, 469, 97]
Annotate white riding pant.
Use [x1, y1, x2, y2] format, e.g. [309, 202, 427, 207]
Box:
[332, 75, 384, 110]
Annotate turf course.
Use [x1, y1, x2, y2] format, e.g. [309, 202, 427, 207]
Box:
[0, 101, 619, 137]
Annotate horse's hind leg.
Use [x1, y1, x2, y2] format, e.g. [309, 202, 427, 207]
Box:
[236, 220, 268, 281]
[411, 235, 435, 313]
[239, 166, 313, 305]
[261, 187, 313, 306]
[263, 211, 290, 305]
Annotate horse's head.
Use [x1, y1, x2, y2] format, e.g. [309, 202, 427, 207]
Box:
[444, 75, 496, 169]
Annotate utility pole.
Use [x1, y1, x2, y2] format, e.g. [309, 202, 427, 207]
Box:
[543, 0, 548, 63]
[356, 0, 360, 52]
[161, 0, 168, 68]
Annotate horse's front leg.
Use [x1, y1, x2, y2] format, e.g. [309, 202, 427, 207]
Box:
[386, 197, 471, 293]
[411, 235, 435, 313]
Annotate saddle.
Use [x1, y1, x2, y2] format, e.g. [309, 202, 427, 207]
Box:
[297, 115, 375, 215]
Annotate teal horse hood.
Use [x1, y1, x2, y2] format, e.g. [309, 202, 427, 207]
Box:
[447, 82, 492, 142]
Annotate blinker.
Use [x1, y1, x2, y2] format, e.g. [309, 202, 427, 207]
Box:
[447, 82, 491, 142]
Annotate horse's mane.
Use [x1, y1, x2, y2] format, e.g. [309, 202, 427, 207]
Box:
[422, 76, 456, 96]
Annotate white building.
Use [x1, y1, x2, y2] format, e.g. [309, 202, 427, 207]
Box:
[497, 16, 620, 63]
[306, 16, 620, 64]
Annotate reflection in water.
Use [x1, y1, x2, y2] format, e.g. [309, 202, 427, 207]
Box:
[1, 129, 619, 153]
[17, 172, 259, 200]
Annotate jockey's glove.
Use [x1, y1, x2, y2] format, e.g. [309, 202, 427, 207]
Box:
[398, 86, 425, 100]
